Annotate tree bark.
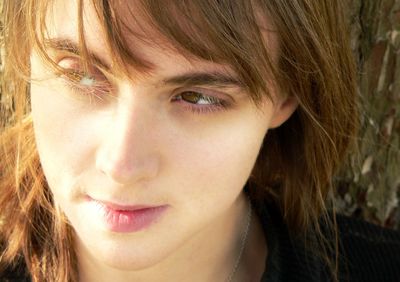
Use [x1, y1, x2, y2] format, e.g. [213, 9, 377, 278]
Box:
[337, 0, 400, 229]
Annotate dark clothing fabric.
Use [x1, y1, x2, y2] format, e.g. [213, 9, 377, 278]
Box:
[251, 197, 400, 282]
[2, 198, 400, 282]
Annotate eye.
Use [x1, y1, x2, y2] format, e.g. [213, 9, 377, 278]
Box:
[171, 90, 230, 114]
[176, 91, 220, 105]
[57, 58, 113, 99]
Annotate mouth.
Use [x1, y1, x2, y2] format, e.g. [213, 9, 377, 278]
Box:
[87, 197, 169, 233]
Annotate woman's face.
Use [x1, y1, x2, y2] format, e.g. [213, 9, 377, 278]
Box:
[30, 0, 296, 273]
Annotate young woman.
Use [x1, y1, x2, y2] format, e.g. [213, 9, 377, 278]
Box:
[1, 0, 399, 281]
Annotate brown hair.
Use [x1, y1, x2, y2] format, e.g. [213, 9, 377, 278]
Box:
[0, 0, 358, 281]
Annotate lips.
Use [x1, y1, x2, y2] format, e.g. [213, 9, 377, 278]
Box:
[88, 198, 169, 233]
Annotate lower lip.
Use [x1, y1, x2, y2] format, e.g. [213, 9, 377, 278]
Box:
[91, 201, 169, 233]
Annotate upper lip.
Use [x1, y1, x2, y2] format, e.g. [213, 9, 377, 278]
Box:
[88, 196, 162, 211]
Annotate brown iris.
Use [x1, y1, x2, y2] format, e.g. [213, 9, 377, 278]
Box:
[181, 91, 202, 104]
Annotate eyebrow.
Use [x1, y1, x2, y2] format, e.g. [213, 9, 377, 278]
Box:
[162, 72, 244, 89]
[44, 38, 244, 89]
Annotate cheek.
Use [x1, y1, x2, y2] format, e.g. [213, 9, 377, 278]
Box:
[167, 115, 269, 200]
[30, 82, 97, 194]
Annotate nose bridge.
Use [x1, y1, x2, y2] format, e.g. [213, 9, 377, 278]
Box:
[96, 91, 159, 184]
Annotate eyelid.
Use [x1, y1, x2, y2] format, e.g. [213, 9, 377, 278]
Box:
[58, 56, 96, 72]
[57, 57, 114, 85]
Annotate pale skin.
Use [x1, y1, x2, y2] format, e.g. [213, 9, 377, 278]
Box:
[30, 1, 298, 281]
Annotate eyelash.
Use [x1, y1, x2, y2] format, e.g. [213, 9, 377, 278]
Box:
[60, 67, 231, 115]
[62, 71, 113, 103]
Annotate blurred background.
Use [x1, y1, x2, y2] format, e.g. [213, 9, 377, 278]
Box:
[0, 1, 399, 230]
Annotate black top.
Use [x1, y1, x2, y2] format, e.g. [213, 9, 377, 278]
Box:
[252, 197, 400, 282]
[2, 199, 400, 282]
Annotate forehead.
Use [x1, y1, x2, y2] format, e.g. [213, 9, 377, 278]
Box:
[48, 0, 279, 50]
[49, 1, 160, 47]
[45, 1, 215, 75]
[45, 0, 279, 84]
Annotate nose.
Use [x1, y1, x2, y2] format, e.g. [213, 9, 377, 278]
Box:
[95, 93, 160, 184]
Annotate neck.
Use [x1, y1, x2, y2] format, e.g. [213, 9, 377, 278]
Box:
[76, 193, 258, 282]
[235, 206, 268, 282]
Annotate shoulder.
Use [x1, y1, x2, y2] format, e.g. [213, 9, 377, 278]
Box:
[336, 214, 400, 282]
[336, 213, 400, 245]
[254, 196, 400, 282]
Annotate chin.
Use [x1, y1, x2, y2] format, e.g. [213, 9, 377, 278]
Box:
[90, 240, 171, 271]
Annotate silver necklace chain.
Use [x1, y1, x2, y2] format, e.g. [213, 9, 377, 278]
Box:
[226, 196, 252, 282]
